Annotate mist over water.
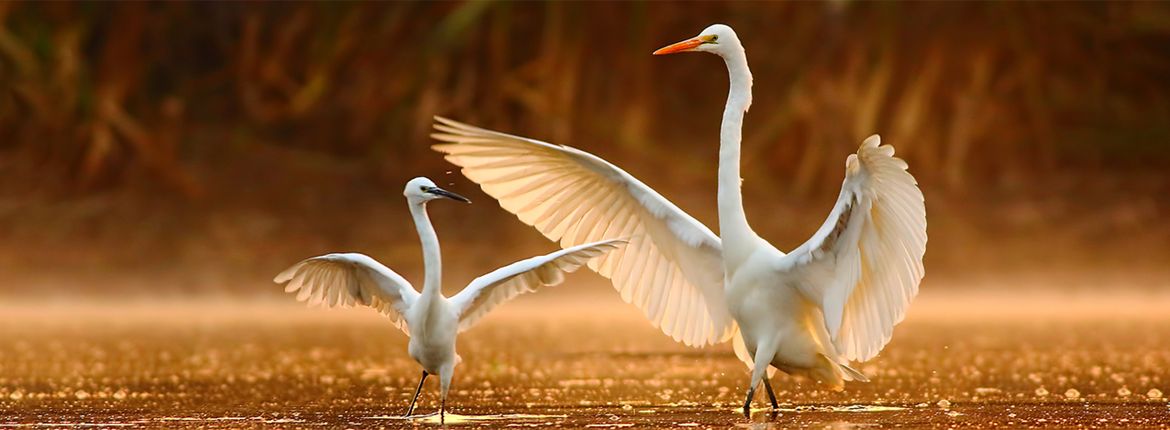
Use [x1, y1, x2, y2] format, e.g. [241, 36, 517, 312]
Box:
[1, 290, 1167, 428]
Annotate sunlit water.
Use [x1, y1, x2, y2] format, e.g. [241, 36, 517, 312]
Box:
[0, 291, 1167, 428]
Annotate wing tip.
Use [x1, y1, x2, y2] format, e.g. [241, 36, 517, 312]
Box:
[602, 237, 631, 248]
[839, 362, 870, 382]
[861, 134, 881, 148]
[273, 261, 305, 284]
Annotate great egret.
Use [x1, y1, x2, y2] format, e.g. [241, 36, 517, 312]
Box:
[274, 177, 624, 423]
[432, 23, 926, 418]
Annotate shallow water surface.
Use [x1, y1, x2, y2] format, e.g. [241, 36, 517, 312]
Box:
[0, 291, 1167, 428]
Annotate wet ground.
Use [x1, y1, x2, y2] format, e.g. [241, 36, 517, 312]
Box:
[1, 289, 1168, 428]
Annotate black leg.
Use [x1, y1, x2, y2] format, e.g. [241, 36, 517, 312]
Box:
[763, 377, 779, 410]
[440, 397, 446, 424]
[404, 370, 428, 417]
[743, 384, 756, 418]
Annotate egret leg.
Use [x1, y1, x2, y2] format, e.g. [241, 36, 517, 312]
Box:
[745, 342, 778, 419]
[742, 384, 756, 418]
[763, 377, 779, 411]
[439, 365, 454, 424]
[404, 370, 428, 417]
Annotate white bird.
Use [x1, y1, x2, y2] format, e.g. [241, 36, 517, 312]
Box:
[431, 24, 926, 417]
[273, 177, 624, 423]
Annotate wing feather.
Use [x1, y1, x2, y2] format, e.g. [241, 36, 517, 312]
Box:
[432, 116, 735, 346]
[778, 135, 927, 362]
[274, 253, 420, 333]
[450, 240, 625, 331]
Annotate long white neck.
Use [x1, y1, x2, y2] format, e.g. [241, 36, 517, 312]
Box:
[409, 201, 443, 299]
[717, 45, 758, 267]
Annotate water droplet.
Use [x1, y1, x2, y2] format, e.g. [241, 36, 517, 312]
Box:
[1035, 387, 1049, 397]
[1117, 387, 1131, 397]
[1148, 388, 1163, 399]
[1064, 389, 1080, 399]
[936, 399, 951, 408]
[74, 389, 90, 400]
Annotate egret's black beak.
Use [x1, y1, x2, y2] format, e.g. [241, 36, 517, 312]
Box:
[426, 186, 471, 204]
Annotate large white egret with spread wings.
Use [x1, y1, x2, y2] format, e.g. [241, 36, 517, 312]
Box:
[274, 177, 623, 423]
[432, 24, 926, 417]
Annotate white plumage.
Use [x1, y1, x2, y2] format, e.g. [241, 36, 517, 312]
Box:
[274, 176, 623, 422]
[433, 118, 733, 347]
[275, 253, 417, 333]
[434, 24, 927, 418]
[451, 241, 622, 331]
[780, 135, 927, 362]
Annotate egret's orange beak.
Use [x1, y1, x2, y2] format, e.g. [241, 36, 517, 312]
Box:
[653, 35, 714, 55]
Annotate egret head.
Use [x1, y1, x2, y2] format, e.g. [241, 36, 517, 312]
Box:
[404, 177, 471, 205]
[652, 24, 741, 57]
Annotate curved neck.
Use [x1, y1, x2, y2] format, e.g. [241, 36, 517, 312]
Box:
[717, 47, 757, 262]
[409, 202, 443, 298]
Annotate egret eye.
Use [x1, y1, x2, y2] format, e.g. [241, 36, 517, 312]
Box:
[708, 35, 718, 43]
[420, 186, 428, 192]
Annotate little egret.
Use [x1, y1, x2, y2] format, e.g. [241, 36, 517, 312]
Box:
[432, 24, 926, 418]
[274, 177, 624, 423]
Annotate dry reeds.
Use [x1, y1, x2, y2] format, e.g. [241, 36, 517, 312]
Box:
[1, 1, 1167, 197]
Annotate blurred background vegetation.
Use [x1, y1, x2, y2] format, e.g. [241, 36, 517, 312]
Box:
[2, 2, 1169, 295]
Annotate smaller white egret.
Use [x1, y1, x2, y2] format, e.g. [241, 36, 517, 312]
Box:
[274, 177, 624, 423]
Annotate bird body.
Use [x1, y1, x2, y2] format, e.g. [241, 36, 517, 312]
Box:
[434, 23, 925, 418]
[726, 253, 856, 391]
[678, 28, 923, 404]
[275, 177, 623, 422]
[670, 25, 893, 402]
[406, 290, 458, 381]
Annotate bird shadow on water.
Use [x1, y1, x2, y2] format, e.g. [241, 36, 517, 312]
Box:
[366, 411, 568, 425]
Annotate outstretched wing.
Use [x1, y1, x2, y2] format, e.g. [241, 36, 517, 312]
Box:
[778, 135, 927, 362]
[432, 117, 734, 347]
[450, 240, 625, 331]
[274, 253, 420, 333]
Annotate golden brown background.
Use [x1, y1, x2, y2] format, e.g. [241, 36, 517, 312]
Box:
[3, 4, 1170, 428]
[3, 2, 1169, 296]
